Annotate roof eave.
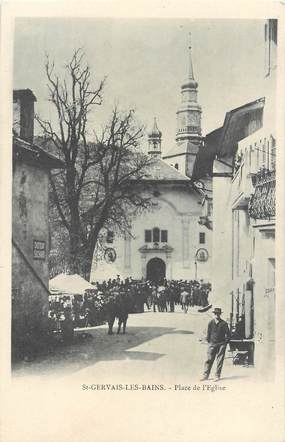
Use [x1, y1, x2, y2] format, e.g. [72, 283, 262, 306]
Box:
[13, 136, 65, 169]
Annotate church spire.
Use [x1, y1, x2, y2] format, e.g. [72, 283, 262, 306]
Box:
[188, 32, 195, 80]
[176, 33, 202, 145]
[148, 117, 162, 158]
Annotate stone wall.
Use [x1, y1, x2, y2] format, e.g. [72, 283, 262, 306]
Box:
[12, 159, 50, 343]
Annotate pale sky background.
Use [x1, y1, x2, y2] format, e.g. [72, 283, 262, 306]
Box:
[14, 18, 266, 154]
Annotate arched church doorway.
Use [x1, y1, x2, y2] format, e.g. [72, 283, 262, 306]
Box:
[146, 257, 166, 284]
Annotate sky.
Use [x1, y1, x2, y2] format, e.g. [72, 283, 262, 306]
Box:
[14, 18, 266, 154]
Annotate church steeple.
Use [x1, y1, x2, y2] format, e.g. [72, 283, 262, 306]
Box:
[187, 32, 195, 80]
[148, 117, 162, 158]
[176, 33, 202, 145]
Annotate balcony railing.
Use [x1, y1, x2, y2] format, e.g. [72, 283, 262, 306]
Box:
[248, 168, 275, 220]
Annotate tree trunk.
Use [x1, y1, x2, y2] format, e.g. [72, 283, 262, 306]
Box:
[80, 222, 103, 281]
[68, 223, 81, 274]
[66, 163, 82, 274]
[80, 248, 94, 282]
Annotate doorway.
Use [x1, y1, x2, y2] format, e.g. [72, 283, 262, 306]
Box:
[146, 257, 166, 284]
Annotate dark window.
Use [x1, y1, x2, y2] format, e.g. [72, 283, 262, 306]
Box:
[145, 230, 152, 243]
[161, 230, 168, 243]
[270, 19, 277, 44]
[199, 232, 205, 244]
[153, 227, 160, 242]
[175, 163, 179, 170]
[106, 231, 114, 243]
[208, 201, 213, 217]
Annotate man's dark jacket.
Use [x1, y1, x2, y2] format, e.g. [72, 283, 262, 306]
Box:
[207, 319, 230, 345]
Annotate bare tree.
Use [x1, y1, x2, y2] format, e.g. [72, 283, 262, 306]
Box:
[37, 49, 154, 280]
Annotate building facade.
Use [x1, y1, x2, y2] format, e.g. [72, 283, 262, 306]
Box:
[203, 19, 277, 378]
[91, 38, 212, 284]
[12, 89, 64, 357]
[91, 155, 212, 283]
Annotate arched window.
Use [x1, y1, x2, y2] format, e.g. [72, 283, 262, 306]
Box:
[175, 163, 179, 170]
[153, 227, 160, 243]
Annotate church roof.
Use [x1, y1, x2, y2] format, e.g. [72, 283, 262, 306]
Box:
[140, 158, 191, 183]
[163, 140, 199, 159]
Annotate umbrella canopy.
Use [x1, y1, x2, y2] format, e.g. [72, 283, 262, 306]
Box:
[49, 274, 94, 296]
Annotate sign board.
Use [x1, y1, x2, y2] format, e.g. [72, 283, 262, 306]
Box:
[33, 240, 46, 260]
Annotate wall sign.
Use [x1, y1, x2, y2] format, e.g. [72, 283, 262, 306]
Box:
[33, 240, 46, 260]
[104, 247, 117, 263]
[196, 248, 209, 262]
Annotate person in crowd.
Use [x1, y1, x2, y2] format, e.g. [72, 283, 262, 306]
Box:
[48, 278, 212, 330]
[47, 311, 57, 335]
[73, 297, 82, 328]
[180, 286, 190, 313]
[200, 307, 231, 382]
[152, 286, 158, 312]
[159, 288, 167, 312]
[116, 291, 130, 334]
[61, 307, 74, 343]
[55, 312, 62, 333]
[168, 283, 175, 312]
[189, 286, 194, 307]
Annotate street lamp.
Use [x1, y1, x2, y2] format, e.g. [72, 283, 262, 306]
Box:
[195, 260, 197, 280]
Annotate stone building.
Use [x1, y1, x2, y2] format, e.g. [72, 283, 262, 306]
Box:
[196, 19, 277, 378]
[91, 38, 212, 283]
[12, 89, 64, 357]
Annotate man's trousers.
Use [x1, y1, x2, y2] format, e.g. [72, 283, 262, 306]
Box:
[203, 343, 227, 378]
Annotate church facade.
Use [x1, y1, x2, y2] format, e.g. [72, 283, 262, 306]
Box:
[91, 38, 212, 283]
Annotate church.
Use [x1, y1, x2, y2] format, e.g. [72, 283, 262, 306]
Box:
[91, 38, 212, 283]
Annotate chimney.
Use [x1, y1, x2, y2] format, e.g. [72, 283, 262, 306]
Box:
[13, 89, 37, 144]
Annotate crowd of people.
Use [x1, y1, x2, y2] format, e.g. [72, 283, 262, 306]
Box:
[47, 277, 211, 336]
[94, 277, 211, 313]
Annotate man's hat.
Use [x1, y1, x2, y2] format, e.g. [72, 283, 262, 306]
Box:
[213, 307, 222, 314]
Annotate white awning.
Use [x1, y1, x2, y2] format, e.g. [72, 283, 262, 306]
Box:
[49, 273, 94, 295]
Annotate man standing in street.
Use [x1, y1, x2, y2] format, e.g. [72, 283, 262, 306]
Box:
[200, 307, 231, 382]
